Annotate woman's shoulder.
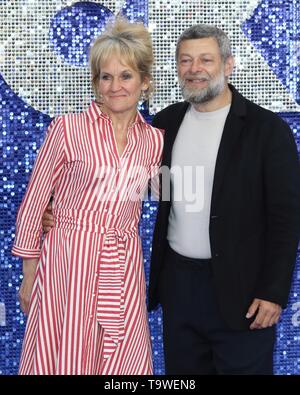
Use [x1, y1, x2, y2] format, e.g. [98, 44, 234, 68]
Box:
[144, 122, 165, 138]
[60, 109, 88, 124]
[58, 108, 93, 137]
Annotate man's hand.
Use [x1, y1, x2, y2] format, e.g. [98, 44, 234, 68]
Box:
[42, 203, 54, 233]
[246, 298, 282, 330]
[19, 258, 39, 315]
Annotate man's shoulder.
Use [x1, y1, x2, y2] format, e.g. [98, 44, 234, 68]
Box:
[152, 101, 187, 128]
[155, 101, 186, 117]
[234, 89, 286, 128]
[245, 99, 278, 119]
[239, 97, 292, 144]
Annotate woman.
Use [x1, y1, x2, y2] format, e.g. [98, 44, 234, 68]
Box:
[12, 17, 164, 375]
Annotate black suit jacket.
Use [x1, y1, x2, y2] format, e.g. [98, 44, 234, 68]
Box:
[148, 85, 300, 330]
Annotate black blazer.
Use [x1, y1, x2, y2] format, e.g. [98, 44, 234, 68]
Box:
[148, 84, 300, 330]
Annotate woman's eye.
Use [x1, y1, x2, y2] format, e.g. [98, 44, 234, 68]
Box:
[100, 75, 110, 80]
[122, 74, 132, 80]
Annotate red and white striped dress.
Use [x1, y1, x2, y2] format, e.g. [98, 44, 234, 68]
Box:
[12, 101, 164, 375]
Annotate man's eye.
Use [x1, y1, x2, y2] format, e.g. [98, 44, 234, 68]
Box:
[180, 59, 191, 64]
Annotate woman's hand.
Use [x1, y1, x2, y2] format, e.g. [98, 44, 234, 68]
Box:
[42, 203, 54, 234]
[19, 259, 38, 315]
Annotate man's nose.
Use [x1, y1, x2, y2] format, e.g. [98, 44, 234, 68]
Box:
[190, 59, 203, 73]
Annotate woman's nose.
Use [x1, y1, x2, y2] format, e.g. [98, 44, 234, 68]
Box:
[111, 78, 121, 91]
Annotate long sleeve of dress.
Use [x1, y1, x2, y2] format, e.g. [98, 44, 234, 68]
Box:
[12, 117, 65, 258]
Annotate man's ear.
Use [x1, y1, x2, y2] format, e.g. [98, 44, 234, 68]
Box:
[224, 55, 235, 78]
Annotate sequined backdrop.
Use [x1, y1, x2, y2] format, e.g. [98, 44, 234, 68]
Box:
[0, 0, 299, 375]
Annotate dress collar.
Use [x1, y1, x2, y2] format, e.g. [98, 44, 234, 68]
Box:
[86, 101, 148, 126]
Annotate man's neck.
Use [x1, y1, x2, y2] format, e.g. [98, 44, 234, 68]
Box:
[191, 84, 232, 113]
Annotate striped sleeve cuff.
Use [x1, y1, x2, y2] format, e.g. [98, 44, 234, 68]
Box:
[11, 245, 41, 259]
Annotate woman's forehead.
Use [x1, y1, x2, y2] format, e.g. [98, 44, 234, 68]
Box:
[99, 52, 137, 72]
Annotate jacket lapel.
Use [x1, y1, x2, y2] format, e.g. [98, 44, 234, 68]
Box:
[162, 102, 189, 167]
[211, 85, 247, 206]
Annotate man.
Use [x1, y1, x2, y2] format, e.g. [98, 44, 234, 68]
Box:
[148, 24, 300, 374]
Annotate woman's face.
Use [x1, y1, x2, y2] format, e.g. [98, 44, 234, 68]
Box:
[97, 55, 149, 116]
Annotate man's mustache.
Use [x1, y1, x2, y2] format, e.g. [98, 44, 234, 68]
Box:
[181, 74, 210, 83]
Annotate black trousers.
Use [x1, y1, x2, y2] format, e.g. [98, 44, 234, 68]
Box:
[159, 244, 276, 375]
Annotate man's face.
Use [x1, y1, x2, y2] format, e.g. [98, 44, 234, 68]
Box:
[177, 37, 233, 104]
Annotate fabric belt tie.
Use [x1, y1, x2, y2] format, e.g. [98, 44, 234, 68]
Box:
[53, 209, 137, 360]
[97, 228, 136, 360]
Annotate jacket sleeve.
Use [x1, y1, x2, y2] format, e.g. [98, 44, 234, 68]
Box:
[255, 118, 300, 307]
[12, 116, 66, 259]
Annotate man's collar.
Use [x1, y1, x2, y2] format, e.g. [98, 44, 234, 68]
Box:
[228, 83, 247, 117]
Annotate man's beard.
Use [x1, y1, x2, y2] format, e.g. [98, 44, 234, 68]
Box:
[179, 71, 226, 104]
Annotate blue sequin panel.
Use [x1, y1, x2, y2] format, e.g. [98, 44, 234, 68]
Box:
[49, 2, 114, 67]
[242, 0, 300, 105]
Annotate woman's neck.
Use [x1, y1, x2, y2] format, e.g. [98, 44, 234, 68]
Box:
[99, 104, 137, 134]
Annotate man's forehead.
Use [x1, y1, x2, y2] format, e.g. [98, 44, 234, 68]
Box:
[178, 37, 220, 55]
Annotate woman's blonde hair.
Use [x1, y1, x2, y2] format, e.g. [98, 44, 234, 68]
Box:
[90, 17, 154, 101]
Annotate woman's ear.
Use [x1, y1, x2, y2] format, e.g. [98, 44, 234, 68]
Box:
[142, 75, 150, 92]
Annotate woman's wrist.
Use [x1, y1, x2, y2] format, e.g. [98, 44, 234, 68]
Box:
[22, 258, 38, 275]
